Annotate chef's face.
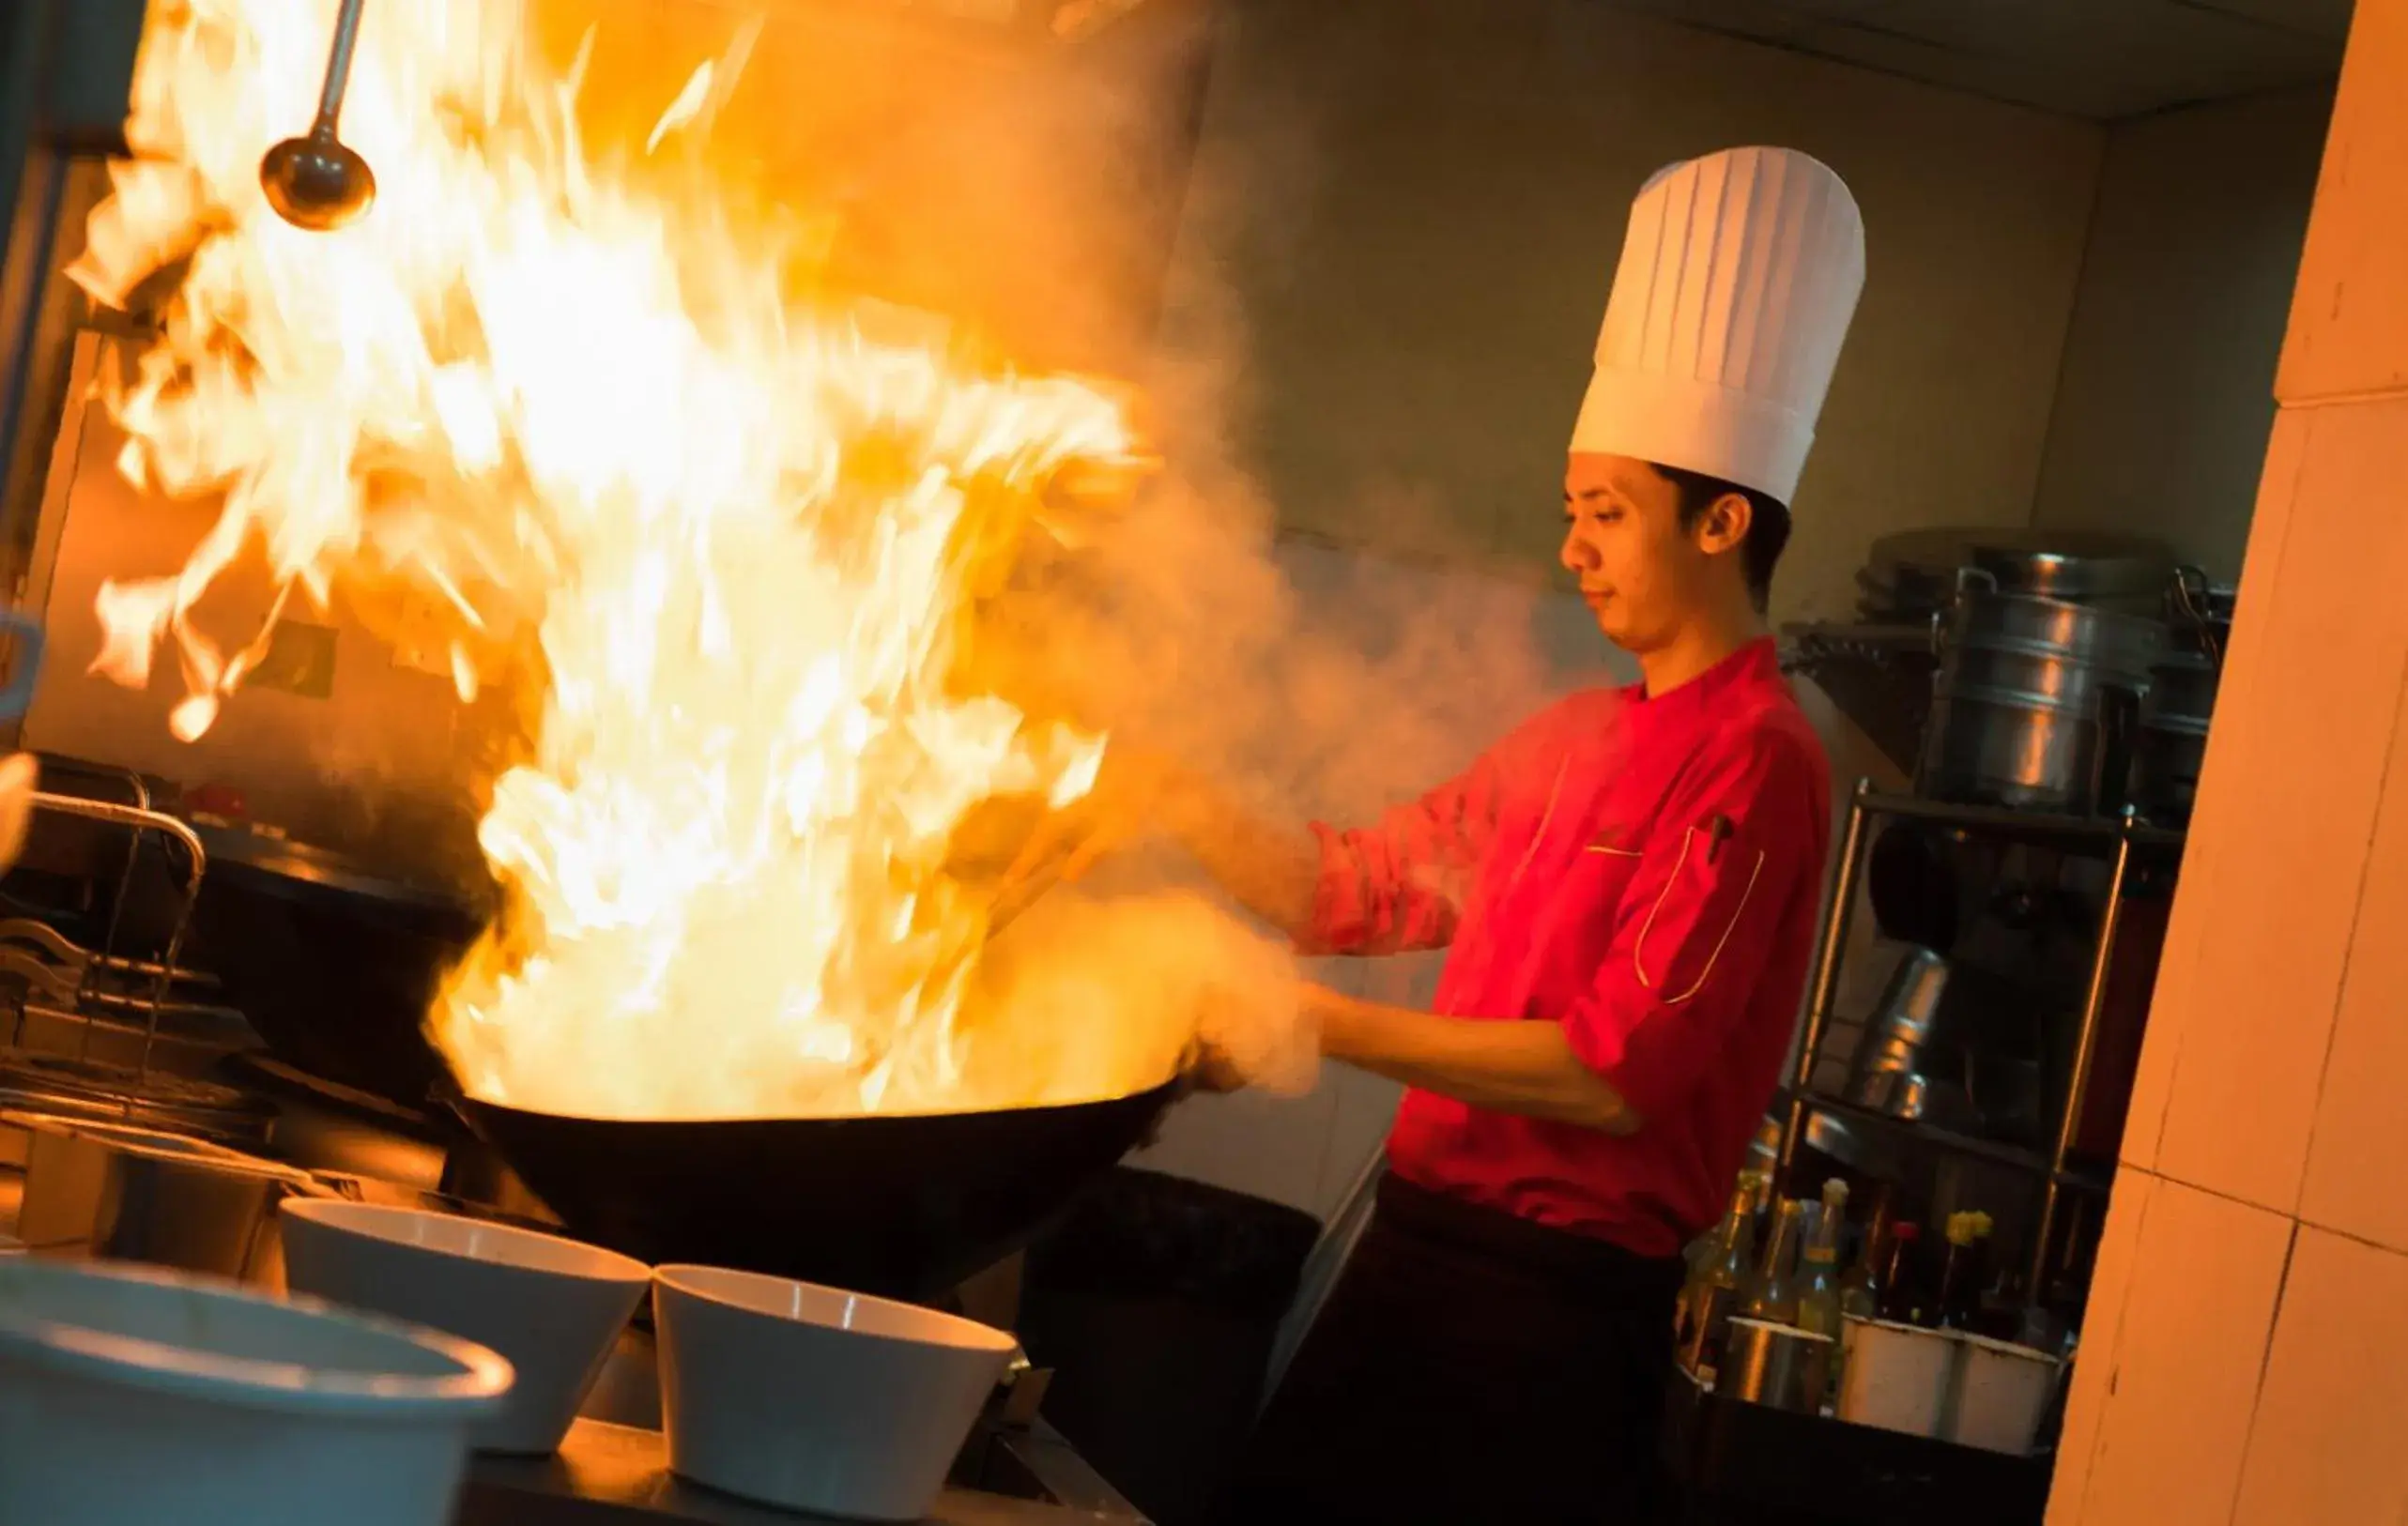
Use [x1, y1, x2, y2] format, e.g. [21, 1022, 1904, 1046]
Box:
[1559, 452, 1750, 651]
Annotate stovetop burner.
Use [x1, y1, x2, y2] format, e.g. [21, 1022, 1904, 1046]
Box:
[3, 1048, 241, 1105]
[0, 1046, 275, 1146]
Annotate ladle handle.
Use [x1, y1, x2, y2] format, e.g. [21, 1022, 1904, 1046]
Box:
[313, 0, 369, 133]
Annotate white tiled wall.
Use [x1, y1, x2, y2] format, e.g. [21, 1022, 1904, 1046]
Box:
[2045, 1172, 2295, 1526]
[2048, 6, 2408, 1520]
[2232, 1226, 2408, 1525]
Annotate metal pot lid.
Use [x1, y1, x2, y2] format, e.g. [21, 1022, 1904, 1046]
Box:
[1868, 526, 2171, 572]
[1865, 528, 2177, 612]
[1968, 544, 2173, 597]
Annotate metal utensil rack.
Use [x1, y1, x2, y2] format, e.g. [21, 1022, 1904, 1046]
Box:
[0, 771, 232, 1078]
[1775, 780, 2186, 1291]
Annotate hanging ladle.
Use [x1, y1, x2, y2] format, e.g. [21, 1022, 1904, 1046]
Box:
[259, 0, 376, 231]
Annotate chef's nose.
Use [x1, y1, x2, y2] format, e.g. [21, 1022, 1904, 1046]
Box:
[1561, 526, 1596, 575]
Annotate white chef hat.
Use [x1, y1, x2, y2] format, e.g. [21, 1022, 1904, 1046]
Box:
[1570, 146, 1865, 508]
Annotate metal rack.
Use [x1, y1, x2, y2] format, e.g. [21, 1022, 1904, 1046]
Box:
[1776, 781, 2185, 1291]
[0, 777, 239, 1078]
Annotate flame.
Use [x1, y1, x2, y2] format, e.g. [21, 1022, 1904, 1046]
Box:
[74, 0, 1177, 1117]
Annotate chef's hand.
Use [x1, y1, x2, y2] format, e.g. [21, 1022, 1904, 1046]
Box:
[1177, 1035, 1249, 1097]
[1135, 1036, 1245, 1148]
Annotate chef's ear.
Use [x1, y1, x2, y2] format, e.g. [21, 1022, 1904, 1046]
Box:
[1690, 490, 1754, 557]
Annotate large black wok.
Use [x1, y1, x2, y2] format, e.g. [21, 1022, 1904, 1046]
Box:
[187, 823, 485, 1107]
[461, 1082, 1179, 1303]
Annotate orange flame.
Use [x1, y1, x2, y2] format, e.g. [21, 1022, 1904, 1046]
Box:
[74, 0, 1177, 1117]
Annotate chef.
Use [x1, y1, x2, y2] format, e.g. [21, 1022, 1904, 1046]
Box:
[1082, 146, 1867, 1523]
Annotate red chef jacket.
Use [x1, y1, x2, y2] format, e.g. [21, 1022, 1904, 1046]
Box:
[1306, 637, 1830, 1259]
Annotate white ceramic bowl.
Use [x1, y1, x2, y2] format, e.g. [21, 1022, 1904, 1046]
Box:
[0, 1257, 510, 1526]
[653, 1263, 1019, 1521]
[279, 1198, 651, 1454]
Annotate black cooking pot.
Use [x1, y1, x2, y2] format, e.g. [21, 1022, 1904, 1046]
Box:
[460, 1081, 1180, 1303]
[186, 822, 487, 1107]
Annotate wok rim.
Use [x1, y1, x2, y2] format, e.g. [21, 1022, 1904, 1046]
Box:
[457, 1076, 1181, 1130]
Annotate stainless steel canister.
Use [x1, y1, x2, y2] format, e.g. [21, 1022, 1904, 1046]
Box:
[1720, 1318, 1833, 1412]
[11, 1113, 321, 1281]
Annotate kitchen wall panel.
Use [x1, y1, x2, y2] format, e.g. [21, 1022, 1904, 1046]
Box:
[2147, 394, 2408, 1215]
[2278, 0, 2408, 403]
[2053, 7, 2408, 1518]
[2030, 86, 2331, 579]
[2045, 1171, 2293, 1526]
[1172, 0, 2102, 624]
[2232, 1225, 2408, 1526]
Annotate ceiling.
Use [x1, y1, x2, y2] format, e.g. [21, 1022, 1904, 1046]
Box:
[1595, 0, 2354, 118]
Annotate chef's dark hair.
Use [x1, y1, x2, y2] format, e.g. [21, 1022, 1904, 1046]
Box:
[1653, 465, 1790, 613]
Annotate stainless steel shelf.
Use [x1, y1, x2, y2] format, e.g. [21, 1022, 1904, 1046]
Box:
[1783, 778, 2169, 1293]
[1855, 788, 2187, 854]
[1786, 1088, 2111, 1193]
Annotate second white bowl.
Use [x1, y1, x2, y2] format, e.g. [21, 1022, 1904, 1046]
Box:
[279, 1198, 651, 1455]
[653, 1264, 1018, 1521]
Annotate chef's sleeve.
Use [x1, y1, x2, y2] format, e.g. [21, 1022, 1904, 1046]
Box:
[1301, 705, 1568, 957]
[1562, 731, 1823, 1122]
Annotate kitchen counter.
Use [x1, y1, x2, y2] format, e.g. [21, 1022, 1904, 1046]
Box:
[1661, 1372, 2049, 1526]
[456, 1418, 1148, 1526]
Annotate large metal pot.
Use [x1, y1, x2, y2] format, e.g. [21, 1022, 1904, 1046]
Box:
[1917, 688, 2135, 815]
[1939, 586, 2169, 678]
[1918, 581, 2168, 814]
[2127, 652, 2219, 823]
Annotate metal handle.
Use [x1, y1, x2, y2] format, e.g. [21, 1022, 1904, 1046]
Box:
[311, 0, 368, 134]
[2169, 563, 2223, 669]
[1931, 566, 1999, 659]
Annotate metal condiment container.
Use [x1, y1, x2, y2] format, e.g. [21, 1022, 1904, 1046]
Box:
[1721, 1318, 1833, 1413]
[13, 1114, 320, 1282]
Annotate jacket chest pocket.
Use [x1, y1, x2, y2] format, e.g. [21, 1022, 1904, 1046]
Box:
[1630, 822, 1770, 1004]
[1519, 838, 1647, 984]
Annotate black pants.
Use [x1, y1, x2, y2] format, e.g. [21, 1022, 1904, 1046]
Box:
[1210, 1176, 1683, 1526]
